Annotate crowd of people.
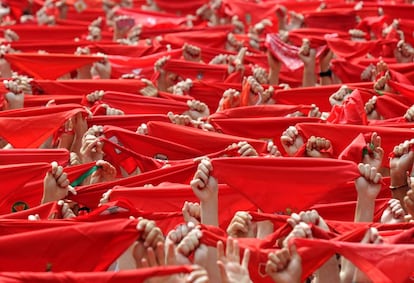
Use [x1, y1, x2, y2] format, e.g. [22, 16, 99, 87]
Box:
[1, 0, 414, 282]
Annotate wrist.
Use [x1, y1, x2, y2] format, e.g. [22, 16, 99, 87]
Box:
[318, 68, 332, 78]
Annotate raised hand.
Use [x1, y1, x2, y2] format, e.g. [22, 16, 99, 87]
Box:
[217, 237, 252, 283]
[280, 126, 304, 156]
[266, 245, 302, 283]
[42, 161, 76, 204]
[226, 211, 254, 238]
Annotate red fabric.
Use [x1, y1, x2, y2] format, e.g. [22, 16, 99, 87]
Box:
[0, 104, 86, 148]
[163, 59, 228, 82]
[0, 218, 78, 236]
[110, 183, 256, 230]
[0, 149, 69, 166]
[0, 162, 96, 215]
[221, 0, 279, 25]
[71, 161, 198, 209]
[0, 201, 62, 220]
[0, 266, 194, 283]
[294, 237, 414, 283]
[154, 0, 208, 15]
[325, 37, 394, 60]
[295, 122, 414, 167]
[303, 9, 357, 31]
[74, 199, 184, 235]
[337, 132, 370, 164]
[265, 33, 327, 71]
[187, 81, 241, 112]
[5, 53, 104, 79]
[0, 25, 86, 41]
[24, 95, 82, 108]
[373, 92, 410, 119]
[101, 136, 164, 176]
[288, 28, 348, 47]
[388, 80, 414, 104]
[103, 125, 203, 160]
[161, 26, 232, 49]
[273, 82, 373, 112]
[310, 198, 389, 222]
[0, 218, 139, 272]
[96, 91, 189, 115]
[87, 114, 169, 132]
[115, 7, 187, 27]
[210, 104, 313, 119]
[381, 3, 414, 20]
[146, 121, 269, 156]
[326, 89, 368, 125]
[108, 49, 182, 79]
[0, 162, 50, 214]
[30, 79, 148, 96]
[211, 157, 360, 213]
[210, 116, 320, 154]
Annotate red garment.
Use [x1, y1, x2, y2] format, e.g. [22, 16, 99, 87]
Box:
[274, 82, 373, 112]
[115, 7, 187, 27]
[210, 104, 313, 119]
[294, 237, 414, 283]
[71, 161, 198, 209]
[0, 201, 62, 220]
[146, 121, 269, 155]
[303, 9, 357, 31]
[0, 149, 69, 166]
[325, 37, 395, 61]
[210, 157, 360, 213]
[265, 33, 327, 71]
[163, 59, 228, 82]
[91, 91, 189, 115]
[0, 162, 96, 215]
[110, 183, 256, 230]
[188, 81, 241, 112]
[0, 266, 193, 283]
[210, 116, 320, 154]
[101, 136, 164, 176]
[4, 53, 104, 79]
[154, 0, 208, 15]
[310, 198, 389, 222]
[87, 114, 169, 132]
[74, 199, 184, 235]
[30, 79, 148, 96]
[108, 49, 182, 79]
[0, 25, 86, 41]
[288, 28, 348, 47]
[221, 0, 279, 25]
[296, 122, 414, 167]
[24, 94, 82, 108]
[0, 104, 86, 148]
[326, 89, 368, 125]
[0, 218, 139, 272]
[161, 26, 232, 49]
[103, 125, 203, 160]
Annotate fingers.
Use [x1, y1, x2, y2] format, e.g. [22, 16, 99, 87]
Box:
[237, 141, 258, 157]
[137, 218, 165, 249]
[281, 126, 298, 146]
[177, 228, 202, 257]
[191, 158, 212, 190]
[388, 198, 405, 219]
[226, 211, 252, 237]
[357, 163, 382, 184]
[182, 201, 201, 224]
